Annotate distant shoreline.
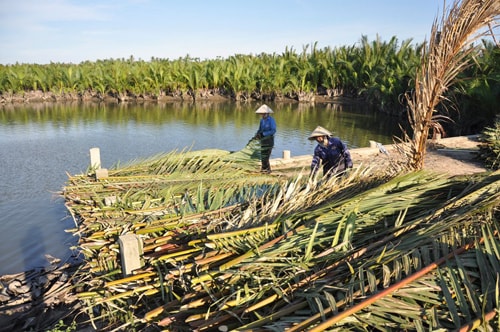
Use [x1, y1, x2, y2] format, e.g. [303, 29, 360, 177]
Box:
[0, 89, 361, 106]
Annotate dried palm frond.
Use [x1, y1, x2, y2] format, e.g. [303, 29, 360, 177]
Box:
[401, 0, 500, 170]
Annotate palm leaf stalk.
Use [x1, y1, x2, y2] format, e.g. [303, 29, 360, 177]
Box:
[188, 171, 492, 330]
[401, 0, 500, 170]
[232, 215, 499, 330]
[64, 152, 386, 328]
[64, 148, 283, 272]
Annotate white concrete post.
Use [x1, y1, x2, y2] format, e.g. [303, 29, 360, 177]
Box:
[90, 147, 109, 179]
[283, 150, 291, 160]
[118, 234, 144, 277]
[90, 147, 101, 169]
[95, 168, 109, 180]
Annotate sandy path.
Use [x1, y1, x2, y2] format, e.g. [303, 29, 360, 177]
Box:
[272, 135, 488, 177]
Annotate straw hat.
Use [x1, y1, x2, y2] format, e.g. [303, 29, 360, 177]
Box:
[255, 104, 274, 114]
[308, 126, 332, 140]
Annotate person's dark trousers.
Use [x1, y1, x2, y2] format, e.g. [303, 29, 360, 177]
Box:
[260, 135, 274, 172]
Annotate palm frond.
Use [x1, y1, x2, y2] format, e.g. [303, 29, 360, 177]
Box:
[402, 0, 500, 170]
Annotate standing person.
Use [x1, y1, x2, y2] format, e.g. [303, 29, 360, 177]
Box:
[253, 104, 277, 173]
[308, 126, 353, 179]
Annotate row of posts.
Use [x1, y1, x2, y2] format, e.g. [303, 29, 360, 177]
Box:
[90, 148, 142, 276]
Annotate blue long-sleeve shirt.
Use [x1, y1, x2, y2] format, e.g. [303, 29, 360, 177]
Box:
[311, 137, 353, 176]
[256, 116, 277, 138]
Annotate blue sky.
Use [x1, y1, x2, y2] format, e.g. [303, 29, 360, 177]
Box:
[0, 0, 445, 65]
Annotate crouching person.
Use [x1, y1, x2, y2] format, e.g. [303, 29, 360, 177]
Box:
[308, 125, 353, 180]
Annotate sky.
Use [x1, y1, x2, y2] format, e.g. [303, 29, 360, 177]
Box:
[0, 0, 447, 65]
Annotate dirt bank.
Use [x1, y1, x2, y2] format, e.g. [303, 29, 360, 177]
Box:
[271, 135, 488, 177]
[0, 89, 344, 104]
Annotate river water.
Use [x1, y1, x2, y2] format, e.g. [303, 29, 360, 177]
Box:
[0, 101, 402, 275]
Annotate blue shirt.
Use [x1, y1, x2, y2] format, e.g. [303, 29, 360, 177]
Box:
[311, 137, 353, 175]
[256, 116, 277, 138]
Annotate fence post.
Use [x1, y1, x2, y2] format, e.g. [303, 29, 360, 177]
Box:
[118, 234, 144, 277]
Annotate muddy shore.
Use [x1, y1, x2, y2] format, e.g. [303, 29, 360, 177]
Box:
[0, 90, 368, 111]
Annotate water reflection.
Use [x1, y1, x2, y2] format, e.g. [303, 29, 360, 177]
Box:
[0, 101, 403, 275]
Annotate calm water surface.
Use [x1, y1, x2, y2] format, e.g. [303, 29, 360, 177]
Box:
[0, 101, 403, 275]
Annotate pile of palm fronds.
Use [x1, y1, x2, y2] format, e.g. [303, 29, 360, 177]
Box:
[62, 141, 500, 331]
[479, 116, 500, 170]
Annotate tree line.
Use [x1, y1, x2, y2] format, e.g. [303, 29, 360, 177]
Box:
[0, 36, 498, 133]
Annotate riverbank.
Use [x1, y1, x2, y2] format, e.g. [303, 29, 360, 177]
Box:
[271, 134, 487, 177]
[0, 89, 361, 107]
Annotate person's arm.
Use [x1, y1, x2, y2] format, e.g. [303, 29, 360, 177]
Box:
[261, 117, 276, 137]
[253, 120, 264, 139]
[310, 146, 322, 176]
[340, 141, 353, 168]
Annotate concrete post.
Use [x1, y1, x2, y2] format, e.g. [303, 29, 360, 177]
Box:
[118, 234, 144, 277]
[283, 150, 291, 160]
[90, 147, 101, 169]
[95, 168, 109, 180]
[90, 147, 109, 179]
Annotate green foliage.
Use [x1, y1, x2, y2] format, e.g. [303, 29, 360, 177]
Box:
[446, 40, 500, 136]
[1, 35, 497, 130]
[44, 320, 77, 332]
[0, 36, 424, 108]
[479, 116, 500, 169]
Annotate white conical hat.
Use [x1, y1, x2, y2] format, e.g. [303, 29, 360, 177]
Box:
[255, 104, 274, 114]
[308, 126, 332, 140]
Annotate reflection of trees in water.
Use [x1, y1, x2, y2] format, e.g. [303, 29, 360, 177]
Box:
[0, 102, 399, 148]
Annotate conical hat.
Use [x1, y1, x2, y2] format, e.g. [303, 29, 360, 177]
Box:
[308, 126, 332, 140]
[255, 104, 274, 114]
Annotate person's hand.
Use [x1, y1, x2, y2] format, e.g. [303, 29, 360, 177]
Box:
[255, 133, 262, 139]
[343, 164, 353, 177]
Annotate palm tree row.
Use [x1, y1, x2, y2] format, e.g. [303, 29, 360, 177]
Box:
[2, 40, 497, 119]
[0, 36, 449, 110]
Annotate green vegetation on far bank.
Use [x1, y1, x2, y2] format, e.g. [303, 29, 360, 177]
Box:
[1, 36, 498, 136]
